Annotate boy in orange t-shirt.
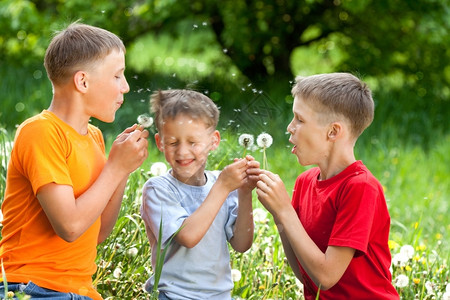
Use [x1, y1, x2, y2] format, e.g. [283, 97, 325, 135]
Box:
[0, 22, 149, 299]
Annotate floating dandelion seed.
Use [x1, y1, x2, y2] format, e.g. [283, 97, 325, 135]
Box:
[137, 114, 153, 128]
[257, 132, 273, 170]
[150, 162, 168, 177]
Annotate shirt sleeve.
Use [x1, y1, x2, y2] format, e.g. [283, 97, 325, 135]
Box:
[328, 174, 379, 255]
[141, 177, 189, 246]
[13, 119, 72, 195]
[224, 190, 239, 241]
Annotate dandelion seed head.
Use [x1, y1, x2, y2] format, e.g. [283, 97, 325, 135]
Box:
[238, 134, 254, 149]
[253, 208, 268, 223]
[394, 274, 409, 288]
[113, 267, 122, 279]
[151, 162, 168, 177]
[137, 114, 153, 128]
[392, 252, 409, 267]
[400, 245, 415, 259]
[257, 132, 273, 148]
[127, 247, 138, 257]
[231, 269, 241, 282]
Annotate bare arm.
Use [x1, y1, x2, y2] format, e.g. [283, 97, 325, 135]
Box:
[37, 125, 149, 243]
[256, 170, 355, 290]
[98, 176, 128, 244]
[175, 158, 249, 248]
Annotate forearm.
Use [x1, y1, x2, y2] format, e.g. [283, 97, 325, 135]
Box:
[275, 209, 351, 290]
[230, 190, 254, 252]
[175, 183, 230, 248]
[98, 176, 129, 244]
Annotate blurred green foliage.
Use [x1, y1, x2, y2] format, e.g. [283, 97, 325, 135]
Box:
[1, 0, 449, 146]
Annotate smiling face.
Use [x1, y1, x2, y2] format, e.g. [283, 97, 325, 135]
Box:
[84, 49, 129, 123]
[155, 114, 220, 185]
[287, 96, 331, 166]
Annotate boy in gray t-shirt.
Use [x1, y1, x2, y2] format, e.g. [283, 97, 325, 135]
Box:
[140, 89, 260, 299]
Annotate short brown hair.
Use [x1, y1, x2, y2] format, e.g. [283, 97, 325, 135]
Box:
[291, 73, 374, 137]
[150, 89, 220, 133]
[44, 22, 125, 86]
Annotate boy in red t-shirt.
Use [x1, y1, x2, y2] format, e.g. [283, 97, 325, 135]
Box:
[253, 73, 399, 299]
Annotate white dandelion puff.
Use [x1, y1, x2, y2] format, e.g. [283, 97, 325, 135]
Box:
[257, 132, 273, 148]
[253, 208, 268, 223]
[392, 252, 409, 267]
[394, 274, 409, 288]
[257, 132, 273, 169]
[400, 245, 414, 259]
[238, 134, 254, 149]
[127, 247, 138, 257]
[150, 162, 168, 177]
[231, 269, 241, 282]
[137, 114, 154, 128]
[113, 267, 122, 279]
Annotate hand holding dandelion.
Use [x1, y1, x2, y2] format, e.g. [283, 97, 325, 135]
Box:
[256, 132, 273, 170]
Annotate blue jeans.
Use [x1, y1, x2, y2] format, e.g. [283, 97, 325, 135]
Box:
[0, 281, 93, 299]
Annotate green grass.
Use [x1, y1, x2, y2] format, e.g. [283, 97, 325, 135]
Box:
[0, 127, 448, 299]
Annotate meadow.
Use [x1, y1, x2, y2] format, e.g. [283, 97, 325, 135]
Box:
[0, 66, 449, 300]
[3, 125, 445, 299]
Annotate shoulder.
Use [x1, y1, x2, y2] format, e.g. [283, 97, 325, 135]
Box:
[344, 161, 381, 190]
[296, 166, 320, 184]
[13, 112, 65, 149]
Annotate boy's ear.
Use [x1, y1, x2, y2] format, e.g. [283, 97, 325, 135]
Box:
[210, 130, 221, 151]
[327, 122, 342, 140]
[74, 71, 88, 93]
[154, 133, 164, 152]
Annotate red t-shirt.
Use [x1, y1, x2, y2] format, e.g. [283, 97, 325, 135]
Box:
[0, 110, 105, 299]
[292, 161, 399, 299]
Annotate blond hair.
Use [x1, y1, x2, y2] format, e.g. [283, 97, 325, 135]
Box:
[44, 22, 125, 86]
[150, 89, 220, 133]
[291, 73, 374, 137]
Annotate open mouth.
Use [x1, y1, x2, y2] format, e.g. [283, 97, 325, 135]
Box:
[176, 159, 194, 166]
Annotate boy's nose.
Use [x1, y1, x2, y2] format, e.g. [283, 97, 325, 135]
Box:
[122, 77, 130, 94]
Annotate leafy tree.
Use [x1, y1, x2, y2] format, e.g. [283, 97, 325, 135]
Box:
[1, 0, 449, 138]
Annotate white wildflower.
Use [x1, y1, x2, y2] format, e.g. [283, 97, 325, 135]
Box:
[0, 209, 3, 225]
[127, 247, 138, 257]
[444, 284, 450, 300]
[400, 244, 414, 259]
[253, 208, 268, 223]
[392, 252, 409, 267]
[394, 274, 409, 288]
[113, 267, 122, 279]
[231, 269, 241, 282]
[137, 114, 154, 128]
[256, 132, 273, 148]
[238, 134, 254, 149]
[295, 277, 304, 290]
[150, 162, 168, 176]
[425, 281, 434, 295]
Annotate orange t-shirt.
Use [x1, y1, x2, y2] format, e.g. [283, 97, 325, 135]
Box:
[0, 110, 106, 300]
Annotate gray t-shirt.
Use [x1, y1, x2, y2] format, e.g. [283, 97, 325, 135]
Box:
[140, 170, 238, 300]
